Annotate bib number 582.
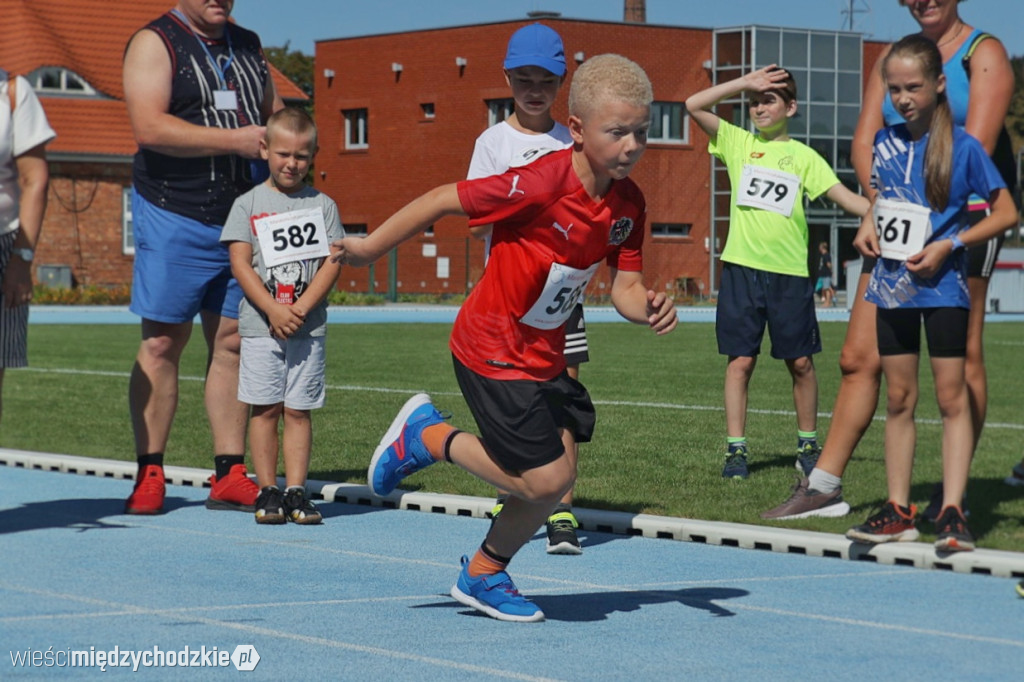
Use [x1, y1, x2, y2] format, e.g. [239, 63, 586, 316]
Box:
[272, 223, 321, 252]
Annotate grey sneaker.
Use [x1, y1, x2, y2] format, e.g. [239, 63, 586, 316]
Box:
[760, 477, 851, 520]
[722, 446, 749, 480]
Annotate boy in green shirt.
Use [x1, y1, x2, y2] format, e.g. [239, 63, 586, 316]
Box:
[685, 66, 869, 480]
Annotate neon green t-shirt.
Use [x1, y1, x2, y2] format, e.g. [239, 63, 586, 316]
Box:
[710, 120, 839, 277]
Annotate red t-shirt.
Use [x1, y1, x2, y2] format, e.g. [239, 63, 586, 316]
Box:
[452, 149, 645, 381]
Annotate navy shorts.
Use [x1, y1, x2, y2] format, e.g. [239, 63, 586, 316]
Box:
[452, 354, 595, 473]
[876, 306, 969, 358]
[564, 303, 590, 366]
[129, 190, 242, 324]
[862, 205, 1004, 279]
[716, 262, 821, 359]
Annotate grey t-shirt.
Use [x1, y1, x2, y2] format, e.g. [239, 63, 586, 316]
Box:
[220, 182, 344, 338]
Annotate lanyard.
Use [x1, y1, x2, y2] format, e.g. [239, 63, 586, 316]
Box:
[171, 8, 235, 89]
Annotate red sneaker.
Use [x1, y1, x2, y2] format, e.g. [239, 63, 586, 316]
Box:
[125, 464, 165, 515]
[205, 464, 259, 512]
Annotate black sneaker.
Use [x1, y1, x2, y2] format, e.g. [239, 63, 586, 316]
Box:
[284, 487, 323, 525]
[795, 442, 820, 477]
[545, 510, 582, 555]
[722, 446, 749, 480]
[846, 501, 919, 544]
[254, 486, 286, 525]
[933, 505, 974, 552]
[922, 482, 969, 523]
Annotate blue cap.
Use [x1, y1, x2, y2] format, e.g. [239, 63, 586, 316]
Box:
[503, 23, 566, 76]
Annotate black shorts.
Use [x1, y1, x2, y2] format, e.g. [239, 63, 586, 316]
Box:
[716, 262, 821, 359]
[452, 354, 596, 473]
[564, 303, 590, 366]
[876, 306, 969, 358]
[862, 205, 1005, 278]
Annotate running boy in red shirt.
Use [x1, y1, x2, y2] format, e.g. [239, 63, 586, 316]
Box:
[332, 54, 677, 622]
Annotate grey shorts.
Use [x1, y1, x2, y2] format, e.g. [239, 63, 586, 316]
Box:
[238, 335, 326, 410]
[0, 231, 28, 368]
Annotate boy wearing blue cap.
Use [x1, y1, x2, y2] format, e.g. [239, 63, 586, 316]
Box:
[467, 22, 586, 556]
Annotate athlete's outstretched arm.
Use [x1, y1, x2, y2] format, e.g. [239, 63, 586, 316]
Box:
[331, 184, 465, 267]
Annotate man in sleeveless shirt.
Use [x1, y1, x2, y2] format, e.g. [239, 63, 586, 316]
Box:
[122, 0, 283, 514]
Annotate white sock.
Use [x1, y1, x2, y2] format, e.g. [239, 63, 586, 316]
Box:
[807, 468, 841, 494]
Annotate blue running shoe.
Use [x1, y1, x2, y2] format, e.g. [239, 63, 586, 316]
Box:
[368, 393, 445, 496]
[450, 556, 544, 622]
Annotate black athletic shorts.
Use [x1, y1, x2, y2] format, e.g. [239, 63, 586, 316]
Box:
[876, 306, 969, 358]
[452, 354, 596, 472]
[716, 262, 821, 359]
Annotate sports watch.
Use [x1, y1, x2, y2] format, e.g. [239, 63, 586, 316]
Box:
[11, 247, 34, 262]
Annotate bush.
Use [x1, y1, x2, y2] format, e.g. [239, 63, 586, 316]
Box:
[33, 284, 132, 305]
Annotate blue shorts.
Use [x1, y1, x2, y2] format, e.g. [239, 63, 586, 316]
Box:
[716, 262, 821, 359]
[129, 190, 241, 323]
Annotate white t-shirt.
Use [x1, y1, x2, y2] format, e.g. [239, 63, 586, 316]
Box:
[0, 72, 56, 236]
[467, 120, 573, 256]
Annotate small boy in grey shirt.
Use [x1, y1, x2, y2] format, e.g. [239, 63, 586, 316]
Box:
[220, 107, 344, 525]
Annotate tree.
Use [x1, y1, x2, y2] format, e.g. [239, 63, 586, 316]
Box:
[264, 42, 314, 108]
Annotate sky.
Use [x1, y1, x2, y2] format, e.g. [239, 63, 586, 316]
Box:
[233, 0, 1024, 57]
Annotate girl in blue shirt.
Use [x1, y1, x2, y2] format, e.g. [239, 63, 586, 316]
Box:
[845, 34, 1016, 552]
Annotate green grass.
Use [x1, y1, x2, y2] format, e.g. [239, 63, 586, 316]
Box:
[4, 318, 1024, 550]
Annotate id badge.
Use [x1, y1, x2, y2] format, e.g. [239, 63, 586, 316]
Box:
[214, 89, 238, 111]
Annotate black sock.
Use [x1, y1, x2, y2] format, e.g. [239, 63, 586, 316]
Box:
[137, 453, 163, 469]
[480, 541, 513, 566]
[214, 455, 244, 479]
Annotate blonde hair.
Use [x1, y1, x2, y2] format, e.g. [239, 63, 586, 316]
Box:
[568, 54, 652, 118]
[265, 107, 318, 149]
[884, 34, 952, 211]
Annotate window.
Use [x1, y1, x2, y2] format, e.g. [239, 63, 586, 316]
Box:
[122, 188, 134, 255]
[343, 109, 368, 149]
[649, 102, 688, 144]
[486, 98, 515, 127]
[651, 223, 692, 238]
[29, 67, 95, 95]
[344, 223, 368, 236]
[420, 103, 435, 119]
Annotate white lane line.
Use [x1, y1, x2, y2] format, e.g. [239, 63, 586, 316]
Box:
[18, 367, 1024, 431]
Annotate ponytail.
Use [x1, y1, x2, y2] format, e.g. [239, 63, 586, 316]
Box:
[924, 91, 953, 211]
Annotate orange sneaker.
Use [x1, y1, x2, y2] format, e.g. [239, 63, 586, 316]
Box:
[125, 464, 165, 515]
[205, 464, 259, 512]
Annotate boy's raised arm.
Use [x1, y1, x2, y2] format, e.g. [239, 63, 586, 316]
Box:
[685, 65, 791, 138]
[331, 184, 466, 267]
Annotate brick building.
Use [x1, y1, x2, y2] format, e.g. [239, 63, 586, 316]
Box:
[316, 17, 886, 299]
[1, 0, 306, 289]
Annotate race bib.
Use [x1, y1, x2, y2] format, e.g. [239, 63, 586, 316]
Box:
[253, 207, 330, 269]
[873, 197, 930, 261]
[520, 262, 600, 330]
[736, 165, 800, 217]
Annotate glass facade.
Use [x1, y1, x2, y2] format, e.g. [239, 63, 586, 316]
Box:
[709, 26, 864, 291]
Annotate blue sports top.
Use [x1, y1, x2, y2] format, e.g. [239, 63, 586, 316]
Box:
[864, 124, 1006, 310]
